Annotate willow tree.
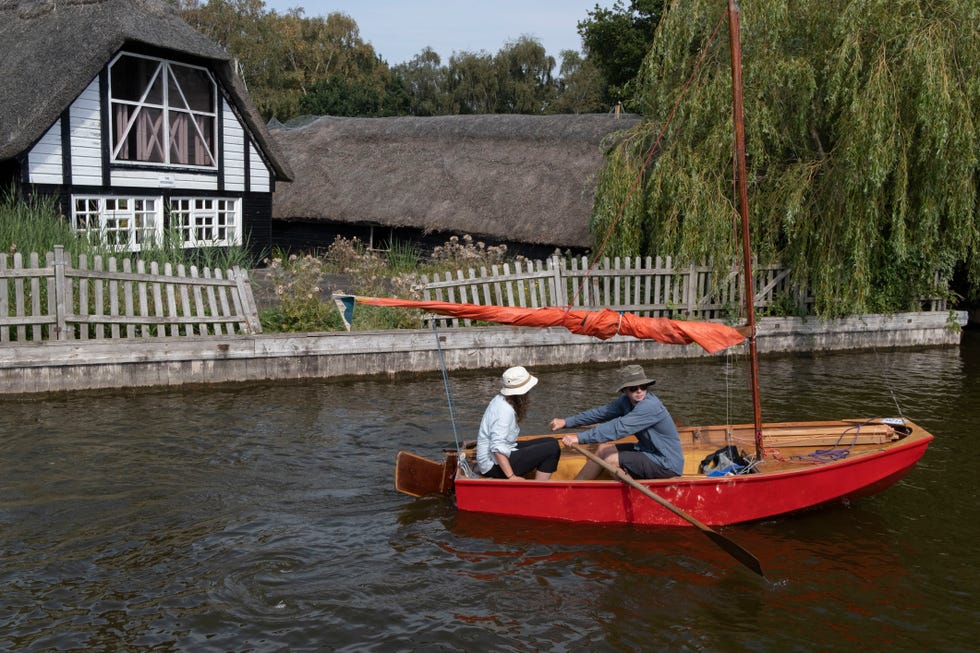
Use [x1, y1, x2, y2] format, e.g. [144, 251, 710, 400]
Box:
[593, 0, 978, 315]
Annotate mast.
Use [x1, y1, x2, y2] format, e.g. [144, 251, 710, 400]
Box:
[727, 0, 764, 458]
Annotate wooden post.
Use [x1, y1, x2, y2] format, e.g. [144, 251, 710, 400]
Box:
[53, 245, 68, 340]
[234, 267, 263, 334]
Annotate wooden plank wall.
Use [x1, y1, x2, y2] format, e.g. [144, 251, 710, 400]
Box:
[0, 246, 261, 343]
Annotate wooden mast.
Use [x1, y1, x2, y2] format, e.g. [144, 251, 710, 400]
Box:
[727, 0, 764, 459]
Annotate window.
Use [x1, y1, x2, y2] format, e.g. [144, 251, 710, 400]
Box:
[72, 196, 163, 251]
[109, 53, 217, 168]
[71, 196, 240, 251]
[169, 198, 241, 247]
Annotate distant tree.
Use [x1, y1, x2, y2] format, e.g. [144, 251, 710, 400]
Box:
[593, 0, 979, 315]
[301, 71, 408, 117]
[494, 37, 556, 113]
[548, 50, 607, 114]
[578, 0, 666, 109]
[445, 52, 500, 114]
[392, 48, 447, 116]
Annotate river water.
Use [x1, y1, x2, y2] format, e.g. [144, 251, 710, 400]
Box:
[2, 332, 978, 652]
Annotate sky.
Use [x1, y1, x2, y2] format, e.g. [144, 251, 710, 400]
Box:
[260, 0, 614, 66]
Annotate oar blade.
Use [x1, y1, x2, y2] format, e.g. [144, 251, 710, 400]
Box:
[704, 530, 764, 577]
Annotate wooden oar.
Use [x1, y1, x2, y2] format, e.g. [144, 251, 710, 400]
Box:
[570, 443, 764, 577]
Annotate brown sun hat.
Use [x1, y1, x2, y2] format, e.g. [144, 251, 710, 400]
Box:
[612, 364, 656, 392]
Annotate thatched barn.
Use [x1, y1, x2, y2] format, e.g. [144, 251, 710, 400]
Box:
[0, 0, 292, 256]
[270, 113, 640, 257]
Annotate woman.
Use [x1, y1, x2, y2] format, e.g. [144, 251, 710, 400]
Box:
[475, 366, 560, 481]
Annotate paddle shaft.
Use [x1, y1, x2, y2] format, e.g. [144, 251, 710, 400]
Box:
[569, 443, 763, 577]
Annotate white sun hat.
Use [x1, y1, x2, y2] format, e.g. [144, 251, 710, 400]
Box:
[500, 366, 538, 396]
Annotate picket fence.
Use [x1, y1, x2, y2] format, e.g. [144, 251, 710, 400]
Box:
[419, 255, 947, 328]
[0, 246, 261, 343]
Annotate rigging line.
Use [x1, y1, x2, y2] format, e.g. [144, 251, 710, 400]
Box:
[890, 390, 906, 422]
[431, 320, 461, 454]
[568, 8, 729, 310]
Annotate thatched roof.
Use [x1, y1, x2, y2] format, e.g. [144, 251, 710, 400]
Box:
[0, 0, 292, 181]
[270, 113, 640, 248]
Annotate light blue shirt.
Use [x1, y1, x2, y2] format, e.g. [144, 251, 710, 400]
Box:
[475, 394, 519, 474]
[564, 393, 684, 475]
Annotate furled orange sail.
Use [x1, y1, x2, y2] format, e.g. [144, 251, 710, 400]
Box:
[340, 295, 745, 354]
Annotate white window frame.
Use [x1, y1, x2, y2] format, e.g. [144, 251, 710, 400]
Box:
[71, 195, 164, 252]
[70, 195, 241, 252]
[168, 197, 242, 248]
[108, 52, 218, 169]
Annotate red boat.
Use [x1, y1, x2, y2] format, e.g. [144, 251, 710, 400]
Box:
[396, 419, 934, 528]
[450, 420, 933, 527]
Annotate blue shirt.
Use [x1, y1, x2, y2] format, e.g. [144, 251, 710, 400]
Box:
[475, 394, 520, 474]
[564, 393, 684, 475]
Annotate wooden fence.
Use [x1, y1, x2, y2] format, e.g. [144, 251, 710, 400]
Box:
[420, 255, 947, 327]
[0, 246, 261, 343]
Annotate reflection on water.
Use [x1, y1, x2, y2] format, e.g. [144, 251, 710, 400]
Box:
[1, 334, 978, 651]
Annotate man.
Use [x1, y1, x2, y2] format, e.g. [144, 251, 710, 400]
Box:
[550, 364, 683, 480]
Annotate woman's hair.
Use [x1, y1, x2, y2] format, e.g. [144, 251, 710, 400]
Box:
[504, 393, 528, 423]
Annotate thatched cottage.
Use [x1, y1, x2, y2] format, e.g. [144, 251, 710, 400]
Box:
[270, 113, 640, 257]
[0, 0, 292, 255]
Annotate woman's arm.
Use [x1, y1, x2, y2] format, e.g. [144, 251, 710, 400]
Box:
[493, 451, 519, 479]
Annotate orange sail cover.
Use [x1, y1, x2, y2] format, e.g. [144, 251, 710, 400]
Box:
[350, 296, 745, 354]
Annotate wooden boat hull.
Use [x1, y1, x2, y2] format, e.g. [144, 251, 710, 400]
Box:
[448, 420, 933, 527]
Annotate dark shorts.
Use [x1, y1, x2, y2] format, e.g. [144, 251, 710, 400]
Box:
[486, 437, 561, 478]
[615, 443, 678, 479]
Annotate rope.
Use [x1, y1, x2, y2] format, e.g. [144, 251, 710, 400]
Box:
[432, 321, 460, 452]
[431, 321, 477, 478]
[766, 421, 878, 465]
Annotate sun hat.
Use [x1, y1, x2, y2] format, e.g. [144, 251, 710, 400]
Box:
[500, 366, 538, 396]
[612, 364, 656, 393]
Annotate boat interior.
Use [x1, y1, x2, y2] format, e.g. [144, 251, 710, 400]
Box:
[455, 419, 925, 482]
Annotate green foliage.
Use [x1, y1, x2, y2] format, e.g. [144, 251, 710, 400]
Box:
[578, 0, 667, 108]
[0, 190, 79, 258]
[385, 240, 422, 274]
[494, 37, 557, 113]
[300, 73, 410, 117]
[259, 253, 341, 332]
[594, 0, 979, 316]
[549, 51, 607, 114]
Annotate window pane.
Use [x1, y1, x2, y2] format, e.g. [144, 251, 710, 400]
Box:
[168, 112, 215, 166]
[111, 55, 163, 104]
[169, 64, 214, 113]
[116, 107, 165, 163]
[167, 197, 238, 247]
